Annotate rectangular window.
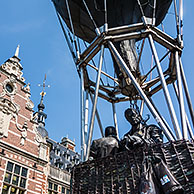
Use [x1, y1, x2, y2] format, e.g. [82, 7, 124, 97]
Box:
[48, 182, 58, 194]
[62, 187, 65, 193]
[2, 161, 28, 194]
[54, 184, 58, 191]
[61, 187, 70, 194]
[7, 162, 13, 172]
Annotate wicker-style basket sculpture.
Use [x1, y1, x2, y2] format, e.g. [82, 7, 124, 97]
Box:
[71, 140, 194, 194]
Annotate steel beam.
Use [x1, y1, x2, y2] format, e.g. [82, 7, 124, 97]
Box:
[148, 34, 182, 139]
[175, 51, 188, 139]
[85, 45, 105, 160]
[81, 35, 103, 59]
[80, 68, 86, 161]
[108, 23, 145, 35]
[108, 41, 175, 141]
[87, 63, 119, 84]
[173, 82, 194, 139]
[112, 103, 119, 139]
[180, 59, 194, 129]
[89, 92, 104, 137]
[148, 97, 176, 140]
[84, 89, 89, 151]
[140, 100, 144, 116]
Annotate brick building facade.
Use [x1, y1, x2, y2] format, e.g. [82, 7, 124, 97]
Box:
[0, 47, 79, 194]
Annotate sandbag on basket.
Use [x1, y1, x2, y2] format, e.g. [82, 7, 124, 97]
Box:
[152, 158, 184, 194]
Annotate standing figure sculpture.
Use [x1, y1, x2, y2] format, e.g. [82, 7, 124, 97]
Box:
[89, 126, 119, 159]
[121, 108, 163, 149]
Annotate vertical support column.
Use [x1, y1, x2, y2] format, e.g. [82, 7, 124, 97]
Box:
[104, 0, 108, 33]
[179, 0, 184, 45]
[148, 97, 176, 140]
[112, 103, 119, 139]
[84, 89, 89, 157]
[80, 68, 86, 161]
[175, 51, 188, 139]
[173, 82, 194, 139]
[89, 92, 104, 137]
[179, 59, 194, 128]
[108, 41, 175, 141]
[84, 90, 89, 137]
[140, 100, 144, 116]
[148, 34, 182, 139]
[85, 45, 105, 160]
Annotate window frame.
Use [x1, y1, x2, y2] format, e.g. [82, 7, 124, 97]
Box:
[2, 161, 28, 194]
[48, 181, 58, 194]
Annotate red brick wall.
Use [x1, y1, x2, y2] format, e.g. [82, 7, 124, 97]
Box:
[0, 71, 39, 156]
[0, 65, 48, 193]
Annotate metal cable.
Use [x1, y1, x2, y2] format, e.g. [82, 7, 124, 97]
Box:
[152, 0, 156, 23]
[82, 0, 99, 33]
[65, 0, 80, 59]
[56, 12, 76, 62]
[173, 0, 181, 37]
[136, 0, 146, 17]
[82, 40, 105, 86]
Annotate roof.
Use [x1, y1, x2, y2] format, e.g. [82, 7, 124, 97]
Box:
[47, 138, 81, 171]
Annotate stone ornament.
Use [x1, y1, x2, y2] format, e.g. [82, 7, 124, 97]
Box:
[1, 56, 25, 82]
[0, 78, 17, 98]
[0, 98, 18, 138]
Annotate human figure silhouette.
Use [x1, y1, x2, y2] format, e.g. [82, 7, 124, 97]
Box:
[121, 108, 163, 149]
[90, 126, 119, 159]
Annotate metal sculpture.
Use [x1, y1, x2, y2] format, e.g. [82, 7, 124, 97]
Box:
[120, 108, 163, 149]
[52, 0, 194, 162]
[90, 126, 119, 159]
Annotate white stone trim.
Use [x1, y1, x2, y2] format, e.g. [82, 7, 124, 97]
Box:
[18, 113, 31, 122]
[15, 93, 27, 101]
[26, 189, 40, 194]
[35, 184, 42, 188]
[0, 140, 40, 160]
[10, 119, 34, 133]
[8, 130, 38, 146]
[36, 173, 43, 178]
[28, 178, 44, 185]
[35, 187, 41, 191]
[36, 177, 44, 182]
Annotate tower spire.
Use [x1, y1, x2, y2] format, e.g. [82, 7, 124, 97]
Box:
[36, 74, 50, 126]
[15, 45, 20, 58]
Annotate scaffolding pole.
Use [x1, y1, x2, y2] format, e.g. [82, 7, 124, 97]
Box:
[85, 45, 105, 160]
[108, 41, 175, 141]
[175, 51, 188, 139]
[148, 34, 182, 139]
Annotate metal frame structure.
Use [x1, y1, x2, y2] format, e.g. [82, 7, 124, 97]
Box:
[53, 0, 194, 161]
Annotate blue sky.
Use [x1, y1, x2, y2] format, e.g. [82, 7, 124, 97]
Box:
[0, 1, 194, 153]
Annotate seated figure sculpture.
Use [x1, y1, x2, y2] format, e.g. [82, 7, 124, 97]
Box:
[121, 108, 163, 150]
[90, 126, 119, 159]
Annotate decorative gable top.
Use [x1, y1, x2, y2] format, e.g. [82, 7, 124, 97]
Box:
[0, 46, 25, 83]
